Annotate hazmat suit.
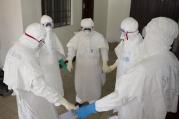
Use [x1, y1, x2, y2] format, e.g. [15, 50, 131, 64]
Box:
[107, 17, 143, 119]
[3, 23, 74, 119]
[67, 18, 109, 103]
[40, 15, 65, 96]
[74, 17, 179, 119]
[109, 17, 143, 77]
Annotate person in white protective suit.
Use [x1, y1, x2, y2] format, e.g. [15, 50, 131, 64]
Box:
[40, 15, 65, 96]
[108, 17, 143, 78]
[74, 17, 179, 119]
[106, 17, 143, 119]
[3, 23, 75, 119]
[67, 18, 109, 104]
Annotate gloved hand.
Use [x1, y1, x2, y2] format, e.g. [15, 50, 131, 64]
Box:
[74, 103, 97, 119]
[102, 61, 110, 73]
[63, 102, 76, 111]
[67, 60, 73, 72]
[55, 97, 75, 110]
[58, 59, 68, 72]
[108, 62, 117, 72]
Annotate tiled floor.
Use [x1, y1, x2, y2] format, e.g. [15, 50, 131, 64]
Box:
[0, 43, 118, 119]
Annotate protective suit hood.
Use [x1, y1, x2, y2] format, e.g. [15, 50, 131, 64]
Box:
[81, 18, 94, 28]
[81, 18, 94, 33]
[21, 23, 46, 49]
[143, 17, 179, 56]
[120, 17, 139, 40]
[121, 17, 138, 32]
[41, 15, 54, 31]
[116, 17, 143, 76]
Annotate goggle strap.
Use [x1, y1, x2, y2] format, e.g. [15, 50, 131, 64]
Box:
[25, 33, 40, 43]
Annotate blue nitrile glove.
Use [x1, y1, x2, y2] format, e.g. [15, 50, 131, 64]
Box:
[58, 59, 68, 72]
[74, 103, 96, 119]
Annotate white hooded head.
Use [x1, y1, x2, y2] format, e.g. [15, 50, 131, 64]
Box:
[41, 15, 54, 31]
[23, 23, 46, 49]
[120, 17, 139, 40]
[80, 18, 94, 34]
[143, 17, 179, 56]
[115, 18, 143, 75]
[119, 17, 143, 54]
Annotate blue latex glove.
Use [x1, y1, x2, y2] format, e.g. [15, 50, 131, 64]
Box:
[74, 103, 96, 119]
[58, 59, 68, 72]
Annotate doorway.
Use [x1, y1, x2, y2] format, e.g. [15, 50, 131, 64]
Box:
[82, 0, 94, 19]
[130, 0, 179, 32]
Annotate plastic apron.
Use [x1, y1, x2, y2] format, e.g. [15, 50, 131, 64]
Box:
[75, 35, 104, 102]
[67, 31, 108, 102]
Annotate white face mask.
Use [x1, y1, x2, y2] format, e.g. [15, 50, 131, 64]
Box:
[82, 27, 92, 36]
[120, 32, 126, 39]
[120, 29, 128, 40]
[45, 26, 52, 32]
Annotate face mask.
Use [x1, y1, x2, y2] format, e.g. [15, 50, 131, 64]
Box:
[45, 22, 53, 27]
[120, 32, 126, 39]
[45, 26, 52, 31]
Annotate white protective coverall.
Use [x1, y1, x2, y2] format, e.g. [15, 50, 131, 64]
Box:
[95, 17, 179, 119]
[67, 18, 109, 103]
[3, 23, 74, 119]
[114, 17, 143, 77]
[40, 15, 65, 96]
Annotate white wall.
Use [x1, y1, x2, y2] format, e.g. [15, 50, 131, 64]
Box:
[21, 0, 42, 30]
[20, 0, 82, 53]
[106, 0, 131, 42]
[0, 0, 23, 67]
[94, 0, 108, 37]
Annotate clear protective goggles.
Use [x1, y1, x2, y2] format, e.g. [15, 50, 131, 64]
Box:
[81, 27, 93, 32]
[42, 22, 54, 28]
[25, 33, 45, 48]
[120, 29, 137, 40]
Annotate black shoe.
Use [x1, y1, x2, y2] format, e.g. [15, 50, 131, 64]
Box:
[75, 102, 89, 107]
[0, 82, 8, 90]
[0, 88, 13, 97]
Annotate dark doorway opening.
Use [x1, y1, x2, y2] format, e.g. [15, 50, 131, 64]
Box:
[130, 0, 179, 32]
[82, 0, 94, 19]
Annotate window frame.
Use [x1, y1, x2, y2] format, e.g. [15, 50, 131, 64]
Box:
[41, 0, 72, 28]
